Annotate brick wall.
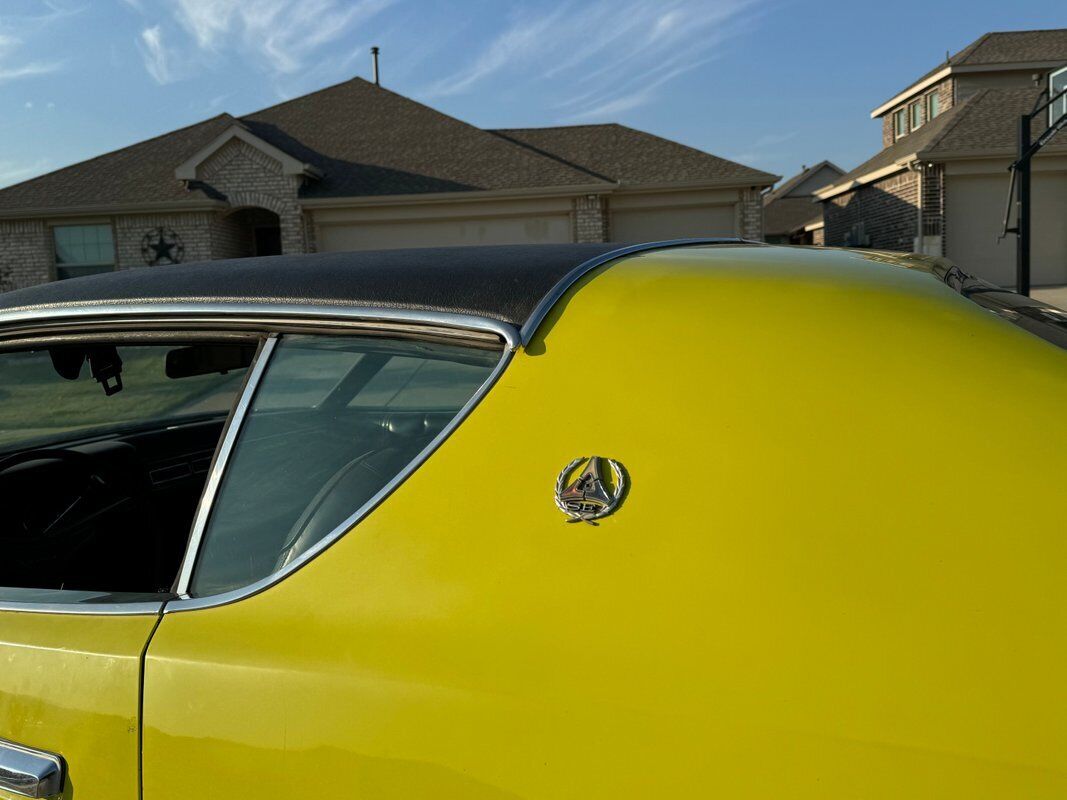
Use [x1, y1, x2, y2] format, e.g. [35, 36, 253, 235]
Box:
[880, 77, 955, 147]
[198, 139, 307, 254]
[0, 219, 51, 290]
[736, 188, 764, 240]
[573, 194, 609, 242]
[115, 212, 214, 268]
[824, 169, 918, 251]
[921, 163, 945, 238]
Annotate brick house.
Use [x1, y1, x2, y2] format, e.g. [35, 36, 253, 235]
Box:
[0, 78, 776, 290]
[816, 29, 1067, 288]
[763, 161, 844, 245]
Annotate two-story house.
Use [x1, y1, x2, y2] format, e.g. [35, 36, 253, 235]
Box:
[815, 29, 1067, 288]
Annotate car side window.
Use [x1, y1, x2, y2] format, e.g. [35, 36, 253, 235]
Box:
[188, 334, 501, 597]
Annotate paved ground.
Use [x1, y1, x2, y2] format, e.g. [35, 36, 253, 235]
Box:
[1033, 285, 1067, 310]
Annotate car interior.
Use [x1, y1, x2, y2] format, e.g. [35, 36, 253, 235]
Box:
[0, 333, 500, 599]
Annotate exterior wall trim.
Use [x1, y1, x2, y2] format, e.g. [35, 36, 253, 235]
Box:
[0, 200, 228, 221]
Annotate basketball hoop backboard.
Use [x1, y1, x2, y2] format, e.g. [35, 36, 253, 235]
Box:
[1052, 65, 1067, 128]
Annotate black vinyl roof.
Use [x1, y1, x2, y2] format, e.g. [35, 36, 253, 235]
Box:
[0, 244, 629, 328]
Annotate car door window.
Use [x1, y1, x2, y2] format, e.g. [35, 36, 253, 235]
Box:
[188, 334, 502, 597]
[0, 341, 254, 600]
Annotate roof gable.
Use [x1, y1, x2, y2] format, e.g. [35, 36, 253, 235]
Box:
[174, 124, 321, 181]
[764, 161, 845, 204]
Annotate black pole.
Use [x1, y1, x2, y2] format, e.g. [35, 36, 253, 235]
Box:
[1016, 113, 1031, 296]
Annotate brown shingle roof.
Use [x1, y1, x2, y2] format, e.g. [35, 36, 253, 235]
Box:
[0, 78, 774, 215]
[951, 29, 1067, 66]
[491, 124, 778, 187]
[243, 79, 605, 197]
[923, 86, 1067, 155]
[882, 29, 1067, 112]
[815, 98, 976, 194]
[763, 197, 820, 236]
[763, 160, 845, 205]
[0, 114, 237, 212]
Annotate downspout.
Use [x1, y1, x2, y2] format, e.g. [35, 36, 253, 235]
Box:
[910, 160, 923, 254]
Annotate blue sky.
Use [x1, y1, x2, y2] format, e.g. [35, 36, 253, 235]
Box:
[0, 0, 1063, 189]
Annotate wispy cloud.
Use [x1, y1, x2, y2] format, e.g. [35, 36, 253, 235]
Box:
[138, 24, 173, 83]
[0, 6, 73, 86]
[420, 0, 756, 120]
[121, 0, 393, 85]
[136, 25, 171, 84]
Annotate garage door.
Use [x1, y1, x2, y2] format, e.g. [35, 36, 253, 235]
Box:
[946, 172, 1067, 287]
[612, 204, 737, 241]
[318, 214, 572, 252]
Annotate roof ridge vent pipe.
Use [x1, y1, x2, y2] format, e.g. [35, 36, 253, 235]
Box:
[371, 46, 380, 86]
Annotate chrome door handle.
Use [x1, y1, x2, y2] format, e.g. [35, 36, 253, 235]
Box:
[0, 739, 65, 798]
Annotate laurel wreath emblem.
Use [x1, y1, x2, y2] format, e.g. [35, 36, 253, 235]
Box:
[554, 456, 627, 523]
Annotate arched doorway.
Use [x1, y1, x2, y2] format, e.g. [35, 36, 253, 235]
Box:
[216, 207, 282, 258]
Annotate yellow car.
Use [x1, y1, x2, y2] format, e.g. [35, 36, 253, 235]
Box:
[0, 240, 1065, 799]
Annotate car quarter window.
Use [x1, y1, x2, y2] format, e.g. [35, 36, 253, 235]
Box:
[188, 334, 502, 597]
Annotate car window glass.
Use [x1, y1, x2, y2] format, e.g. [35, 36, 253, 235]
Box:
[189, 334, 501, 597]
[0, 344, 248, 453]
[0, 341, 252, 600]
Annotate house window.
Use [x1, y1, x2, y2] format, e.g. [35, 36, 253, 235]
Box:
[925, 91, 941, 121]
[53, 224, 115, 280]
[893, 108, 908, 139]
[909, 100, 922, 130]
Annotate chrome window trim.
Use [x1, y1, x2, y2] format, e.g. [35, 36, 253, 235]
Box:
[0, 599, 165, 616]
[0, 303, 516, 616]
[172, 335, 278, 595]
[0, 303, 520, 351]
[518, 238, 751, 346]
[165, 345, 514, 613]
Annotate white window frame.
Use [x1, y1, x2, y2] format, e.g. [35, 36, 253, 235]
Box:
[893, 108, 908, 140]
[909, 100, 923, 131]
[924, 90, 940, 122]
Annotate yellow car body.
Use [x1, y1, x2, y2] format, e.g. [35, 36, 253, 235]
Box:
[1, 242, 1066, 798]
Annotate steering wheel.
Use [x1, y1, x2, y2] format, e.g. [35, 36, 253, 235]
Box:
[0, 448, 131, 592]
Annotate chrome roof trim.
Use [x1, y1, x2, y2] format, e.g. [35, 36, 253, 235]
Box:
[0, 303, 520, 351]
[172, 335, 278, 595]
[518, 237, 752, 346]
[0, 598, 165, 616]
[165, 345, 515, 614]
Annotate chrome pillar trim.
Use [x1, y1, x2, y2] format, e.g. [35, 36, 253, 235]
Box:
[0, 739, 65, 799]
[173, 334, 279, 596]
[165, 346, 516, 613]
[0, 303, 520, 351]
[518, 237, 752, 346]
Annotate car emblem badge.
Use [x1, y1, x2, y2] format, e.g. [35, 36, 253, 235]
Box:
[555, 456, 626, 523]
